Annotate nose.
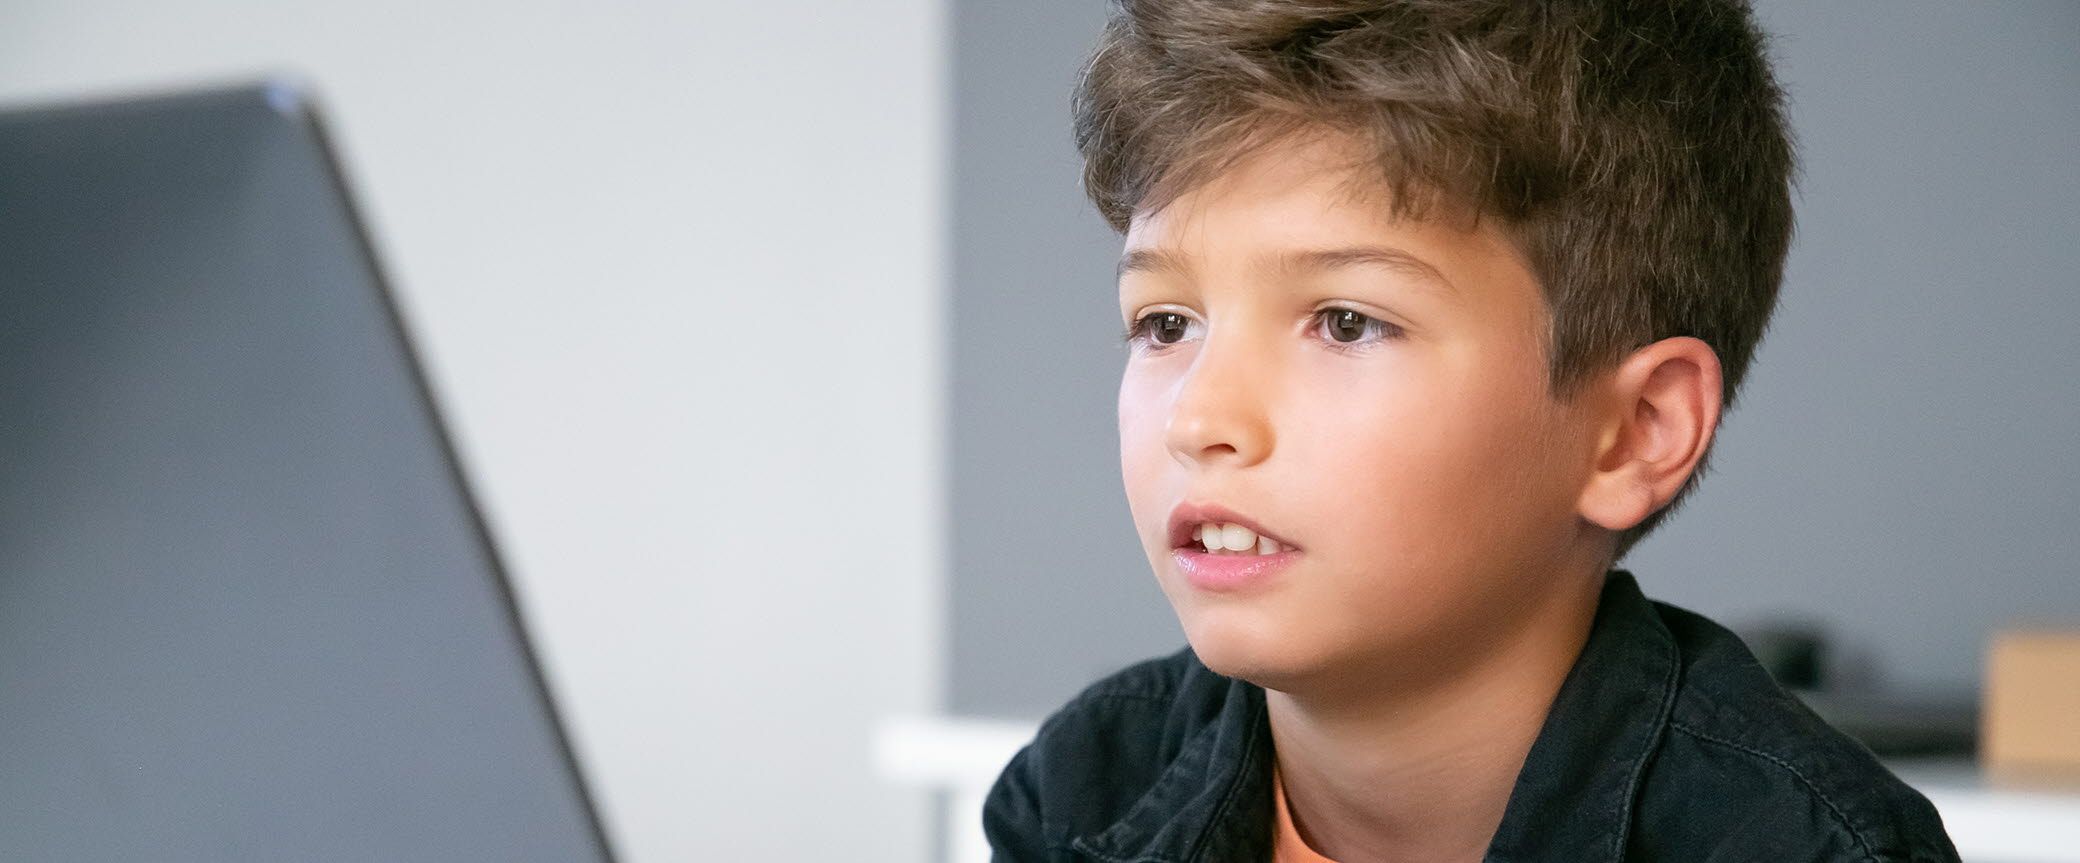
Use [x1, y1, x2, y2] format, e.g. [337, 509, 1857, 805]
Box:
[1164, 328, 1274, 470]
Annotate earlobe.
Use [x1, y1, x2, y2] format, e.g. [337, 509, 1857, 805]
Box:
[1576, 337, 1724, 531]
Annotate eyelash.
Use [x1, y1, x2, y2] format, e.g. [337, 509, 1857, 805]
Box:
[1122, 307, 1404, 353]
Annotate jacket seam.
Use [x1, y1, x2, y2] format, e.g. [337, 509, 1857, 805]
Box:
[1180, 691, 1264, 863]
[1666, 720, 1882, 863]
[1608, 627, 1681, 861]
[1025, 690, 1184, 860]
[1065, 706, 1233, 863]
[1066, 839, 1142, 863]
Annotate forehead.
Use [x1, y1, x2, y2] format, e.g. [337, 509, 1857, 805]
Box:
[1119, 131, 1522, 287]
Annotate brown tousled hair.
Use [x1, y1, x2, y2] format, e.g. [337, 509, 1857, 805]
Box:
[1074, 0, 1796, 561]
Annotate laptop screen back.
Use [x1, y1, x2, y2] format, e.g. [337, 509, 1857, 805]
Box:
[0, 82, 615, 862]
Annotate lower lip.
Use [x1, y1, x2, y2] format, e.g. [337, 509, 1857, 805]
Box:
[1173, 547, 1300, 592]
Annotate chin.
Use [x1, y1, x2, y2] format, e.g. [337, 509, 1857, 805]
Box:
[1179, 610, 1323, 692]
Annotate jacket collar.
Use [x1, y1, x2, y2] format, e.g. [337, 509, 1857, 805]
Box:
[1069, 569, 1679, 863]
[1069, 674, 1275, 863]
[1483, 569, 1680, 862]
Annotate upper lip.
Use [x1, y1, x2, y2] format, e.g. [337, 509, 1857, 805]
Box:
[1167, 501, 1300, 551]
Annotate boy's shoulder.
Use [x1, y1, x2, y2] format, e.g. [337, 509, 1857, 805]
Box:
[1020, 643, 1243, 773]
[1635, 599, 1959, 862]
[981, 644, 1261, 858]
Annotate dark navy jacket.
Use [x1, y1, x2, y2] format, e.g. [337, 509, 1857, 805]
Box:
[981, 570, 1960, 862]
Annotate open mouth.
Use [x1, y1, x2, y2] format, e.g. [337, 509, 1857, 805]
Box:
[1166, 502, 1302, 592]
[1184, 522, 1292, 556]
[1167, 501, 1300, 556]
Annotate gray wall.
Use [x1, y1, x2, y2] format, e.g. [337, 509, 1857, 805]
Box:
[950, 0, 2080, 718]
[948, 0, 1177, 716]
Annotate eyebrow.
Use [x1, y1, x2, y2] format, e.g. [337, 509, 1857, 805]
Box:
[1117, 247, 1188, 280]
[1118, 245, 1460, 300]
[1278, 246, 1463, 302]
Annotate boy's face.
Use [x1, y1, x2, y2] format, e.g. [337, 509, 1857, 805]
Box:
[1117, 132, 1607, 691]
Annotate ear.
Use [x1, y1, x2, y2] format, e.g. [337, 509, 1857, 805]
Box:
[1577, 336, 1724, 532]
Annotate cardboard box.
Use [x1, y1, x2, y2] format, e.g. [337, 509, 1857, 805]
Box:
[1982, 630, 2080, 773]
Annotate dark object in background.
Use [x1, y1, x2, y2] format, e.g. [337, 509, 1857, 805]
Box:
[1744, 621, 1827, 689]
[1798, 690, 1980, 758]
[1740, 620, 1977, 758]
[0, 80, 616, 862]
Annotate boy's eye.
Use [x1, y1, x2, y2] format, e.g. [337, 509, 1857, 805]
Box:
[1127, 311, 1200, 347]
[1314, 307, 1400, 346]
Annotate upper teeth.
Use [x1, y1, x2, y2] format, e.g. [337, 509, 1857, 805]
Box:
[1195, 522, 1286, 555]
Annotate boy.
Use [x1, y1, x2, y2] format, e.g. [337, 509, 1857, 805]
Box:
[981, 1, 1961, 862]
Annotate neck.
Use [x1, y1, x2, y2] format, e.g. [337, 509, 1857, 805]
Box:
[1265, 561, 1607, 863]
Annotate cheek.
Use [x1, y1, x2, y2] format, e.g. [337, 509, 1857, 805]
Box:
[1289, 355, 1469, 471]
[1117, 367, 1173, 531]
[1286, 360, 1549, 555]
[1117, 362, 1177, 452]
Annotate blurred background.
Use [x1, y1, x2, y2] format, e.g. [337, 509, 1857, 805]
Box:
[2, 1, 2076, 861]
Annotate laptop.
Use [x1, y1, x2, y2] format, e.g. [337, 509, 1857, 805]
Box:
[0, 79, 617, 862]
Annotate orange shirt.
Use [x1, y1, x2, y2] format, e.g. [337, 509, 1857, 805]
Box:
[1271, 762, 1340, 863]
